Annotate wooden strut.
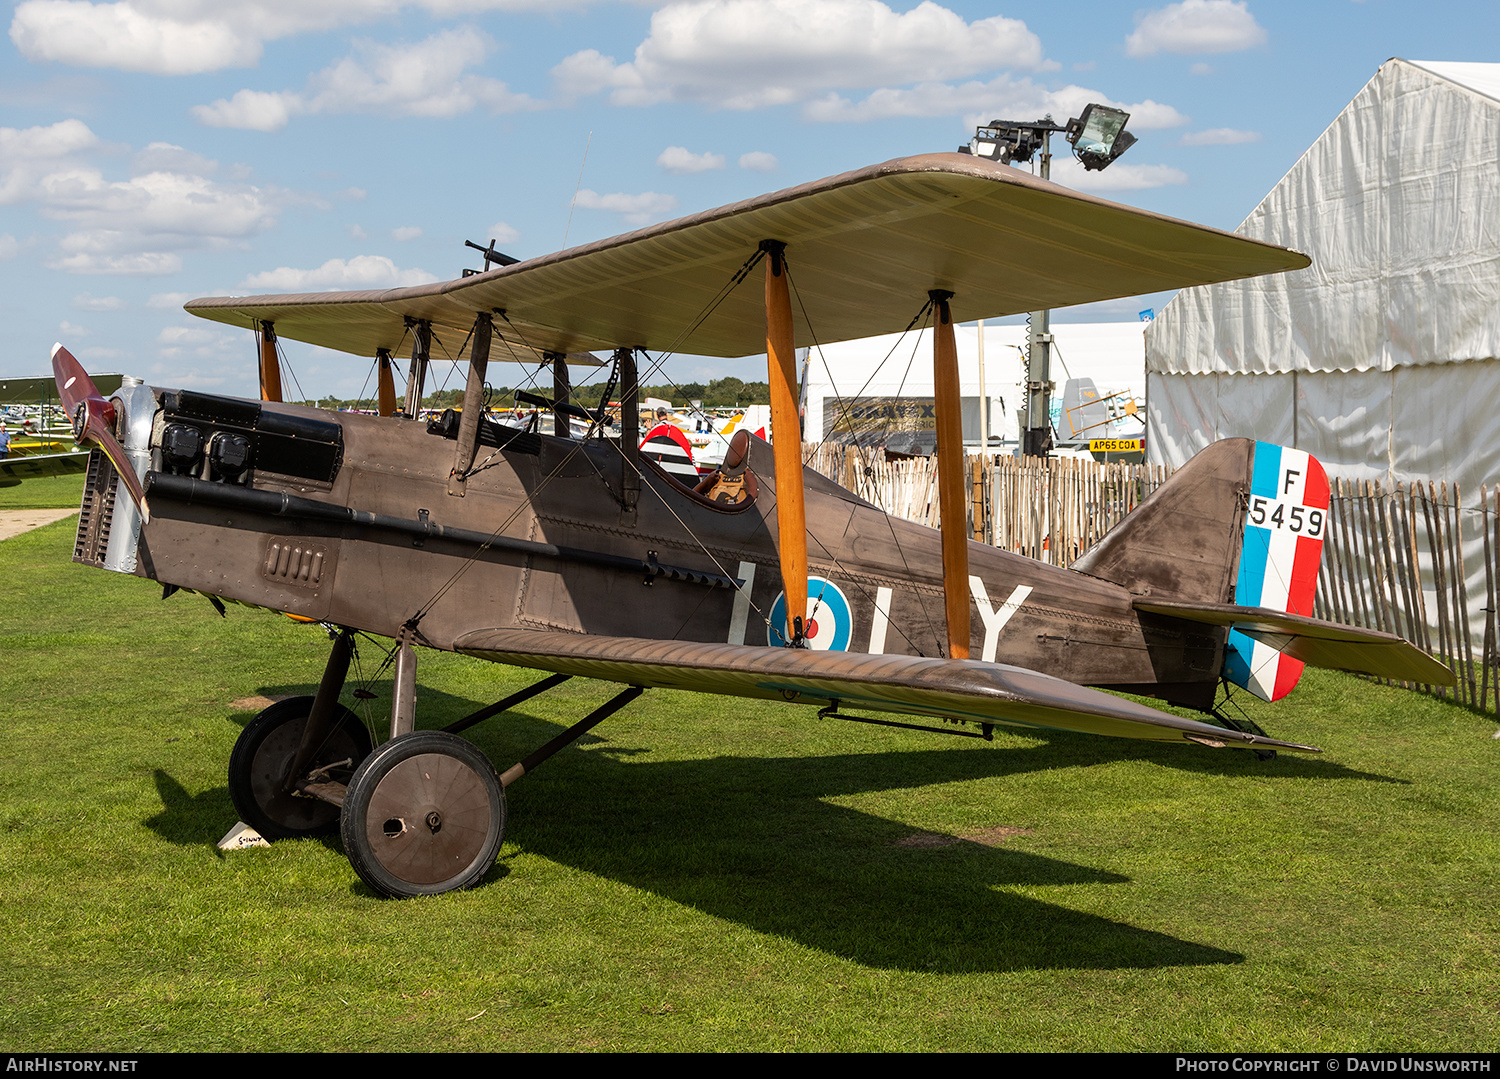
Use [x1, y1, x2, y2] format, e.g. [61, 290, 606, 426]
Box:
[376, 348, 396, 417]
[259, 320, 282, 404]
[762, 240, 808, 645]
[930, 289, 971, 660]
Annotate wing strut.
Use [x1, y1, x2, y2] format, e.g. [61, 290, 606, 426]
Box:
[549, 350, 570, 438]
[376, 348, 396, 417]
[930, 290, 971, 659]
[762, 239, 808, 645]
[259, 320, 282, 403]
[448, 311, 492, 496]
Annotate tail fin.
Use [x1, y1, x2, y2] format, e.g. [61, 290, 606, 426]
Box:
[1071, 439, 1331, 702]
[1070, 438, 1254, 606]
[1222, 443, 1329, 700]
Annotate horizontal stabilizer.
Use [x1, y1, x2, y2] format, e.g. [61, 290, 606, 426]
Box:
[1133, 600, 1455, 686]
[455, 629, 1320, 754]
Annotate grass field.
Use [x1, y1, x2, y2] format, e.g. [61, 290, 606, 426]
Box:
[1, 512, 1497, 1052]
[0, 473, 85, 511]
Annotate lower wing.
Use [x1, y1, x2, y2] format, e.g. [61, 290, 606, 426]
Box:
[454, 629, 1320, 754]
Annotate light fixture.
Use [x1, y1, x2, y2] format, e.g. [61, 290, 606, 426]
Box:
[1065, 104, 1137, 171]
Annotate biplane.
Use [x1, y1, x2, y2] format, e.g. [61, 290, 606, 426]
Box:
[52, 153, 1451, 898]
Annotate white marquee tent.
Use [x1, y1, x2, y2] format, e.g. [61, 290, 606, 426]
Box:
[1146, 58, 1500, 495]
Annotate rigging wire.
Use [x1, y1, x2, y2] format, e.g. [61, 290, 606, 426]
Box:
[778, 281, 943, 656]
[406, 245, 770, 631]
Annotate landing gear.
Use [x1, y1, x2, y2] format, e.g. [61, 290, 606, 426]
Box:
[228, 696, 373, 839]
[231, 625, 643, 897]
[341, 731, 506, 898]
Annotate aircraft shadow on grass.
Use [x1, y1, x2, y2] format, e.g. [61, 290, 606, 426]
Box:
[144, 680, 1400, 973]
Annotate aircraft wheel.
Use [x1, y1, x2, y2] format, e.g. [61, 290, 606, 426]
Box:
[228, 696, 373, 840]
[341, 731, 506, 899]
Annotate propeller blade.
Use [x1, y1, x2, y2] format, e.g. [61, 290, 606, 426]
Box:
[51, 343, 150, 523]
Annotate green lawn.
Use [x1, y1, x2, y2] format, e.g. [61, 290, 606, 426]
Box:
[0, 473, 85, 510]
[1, 516, 1496, 1051]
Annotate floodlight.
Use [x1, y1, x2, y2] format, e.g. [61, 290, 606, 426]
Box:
[1065, 104, 1136, 171]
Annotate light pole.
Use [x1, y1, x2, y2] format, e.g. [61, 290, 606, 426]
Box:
[960, 104, 1138, 458]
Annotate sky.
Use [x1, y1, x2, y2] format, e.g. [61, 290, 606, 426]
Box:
[2, 0, 1497, 400]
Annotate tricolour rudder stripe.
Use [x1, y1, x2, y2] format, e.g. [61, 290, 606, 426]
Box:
[1224, 442, 1330, 701]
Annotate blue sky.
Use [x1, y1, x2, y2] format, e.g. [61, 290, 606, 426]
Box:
[2, 0, 1496, 399]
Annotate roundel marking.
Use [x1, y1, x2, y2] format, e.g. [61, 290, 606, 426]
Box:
[767, 576, 853, 651]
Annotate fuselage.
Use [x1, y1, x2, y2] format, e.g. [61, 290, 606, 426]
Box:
[76, 388, 1225, 711]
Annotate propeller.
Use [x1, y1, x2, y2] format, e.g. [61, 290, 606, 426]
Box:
[51, 343, 150, 523]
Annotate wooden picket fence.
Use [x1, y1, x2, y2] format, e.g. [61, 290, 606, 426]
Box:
[803, 443, 1500, 717]
[802, 443, 1172, 564]
[1313, 479, 1500, 713]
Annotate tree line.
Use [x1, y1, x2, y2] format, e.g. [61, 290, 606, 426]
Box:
[298, 375, 771, 412]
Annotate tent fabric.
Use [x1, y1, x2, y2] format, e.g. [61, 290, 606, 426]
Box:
[1149, 58, 1500, 378]
[1144, 59, 1500, 654]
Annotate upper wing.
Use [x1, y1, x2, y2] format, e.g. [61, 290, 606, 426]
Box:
[1134, 599, 1455, 685]
[454, 628, 1321, 754]
[186, 153, 1309, 361]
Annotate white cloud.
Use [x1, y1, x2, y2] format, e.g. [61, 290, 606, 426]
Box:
[53, 249, 183, 275]
[153, 322, 247, 386]
[71, 291, 125, 309]
[1047, 157, 1189, 192]
[1179, 127, 1261, 146]
[391, 226, 422, 241]
[0, 118, 98, 161]
[573, 189, 679, 226]
[484, 221, 519, 244]
[805, 74, 1188, 130]
[147, 291, 191, 309]
[59, 319, 90, 336]
[657, 146, 725, 174]
[553, 0, 1045, 110]
[738, 151, 778, 171]
[157, 324, 239, 355]
[38, 168, 278, 275]
[191, 89, 300, 133]
[2, 127, 284, 275]
[192, 27, 538, 130]
[11, 0, 573, 76]
[132, 142, 218, 175]
[1125, 0, 1266, 58]
[238, 255, 439, 292]
[1190, 61, 1213, 76]
[0, 235, 22, 259]
[11, 1, 257, 74]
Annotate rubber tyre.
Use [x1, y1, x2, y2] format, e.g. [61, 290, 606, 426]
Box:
[340, 731, 506, 899]
[228, 695, 373, 840]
